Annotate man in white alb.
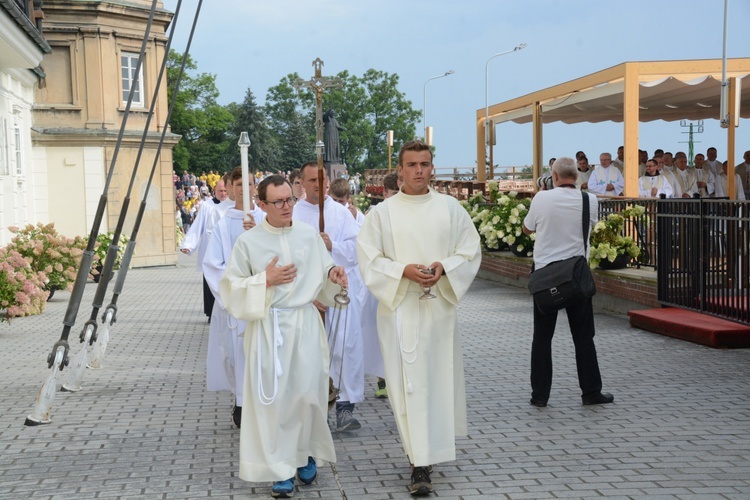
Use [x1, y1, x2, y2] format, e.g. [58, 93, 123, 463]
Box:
[672, 152, 698, 198]
[220, 174, 348, 498]
[587, 152, 624, 196]
[294, 162, 365, 433]
[180, 177, 229, 319]
[357, 140, 481, 496]
[693, 153, 716, 197]
[203, 167, 265, 428]
[638, 158, 673, 198]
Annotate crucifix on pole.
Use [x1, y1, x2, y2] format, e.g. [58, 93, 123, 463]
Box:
[293, 58, 343, 232]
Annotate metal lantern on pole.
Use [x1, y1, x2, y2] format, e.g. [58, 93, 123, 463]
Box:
[423, 70, 455, 145]
[238, 131, 251, 221]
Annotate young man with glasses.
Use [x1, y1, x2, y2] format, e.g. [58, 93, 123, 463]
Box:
[220, 174, 348, 498]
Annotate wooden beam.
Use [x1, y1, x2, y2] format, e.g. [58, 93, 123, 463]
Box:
[727, 76, 737, 199]
[532, 101, 543, 184]
[477, 117, 486, 182]
[622, 62, 639, 197]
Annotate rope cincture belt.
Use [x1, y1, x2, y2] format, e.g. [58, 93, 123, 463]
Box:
[257, 305, 303, 405]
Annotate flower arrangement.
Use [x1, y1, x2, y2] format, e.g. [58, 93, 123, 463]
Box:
[588, 205, 644, 268]
[6, 223, 86, 292]
[0, 248, 49, 322]
[94, 231, 131, 272]
[352, 192, 371, 213]
[460, 186, 534, 257]
[492, 191, 534, 257]
[365, 185, 384, 196]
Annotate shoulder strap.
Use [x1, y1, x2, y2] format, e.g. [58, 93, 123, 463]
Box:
[582, 191, 590, 254]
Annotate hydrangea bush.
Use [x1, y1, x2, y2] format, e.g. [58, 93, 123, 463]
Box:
[588, 205, 644, 268]
[94, 231, 130, 271]
[0, 248, 49, 322]
[460, 183, 534, 256]
[7, 223, 86, 292]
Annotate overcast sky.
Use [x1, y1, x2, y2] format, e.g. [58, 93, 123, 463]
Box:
[160, 0, 749, 171]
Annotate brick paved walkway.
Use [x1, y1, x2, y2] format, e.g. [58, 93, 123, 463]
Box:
[2, 253, 750, 499]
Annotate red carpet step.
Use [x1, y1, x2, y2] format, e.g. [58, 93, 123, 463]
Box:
[628, 307, 750, 348]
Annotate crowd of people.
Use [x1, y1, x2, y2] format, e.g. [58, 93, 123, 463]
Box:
[552, 146, 750, 200]
[171, 144, 750, 498]
[175, 169, 364, 236]
[177, 144, 483, 498]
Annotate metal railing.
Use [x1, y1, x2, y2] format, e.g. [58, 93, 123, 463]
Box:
[656, 198, 750, 325]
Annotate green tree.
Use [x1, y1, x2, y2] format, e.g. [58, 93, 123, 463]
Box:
[226, 87, 280, 172]
[265, 74, 316, 172]
[167, 50, 233, 173]
[265, 69, 419, 175]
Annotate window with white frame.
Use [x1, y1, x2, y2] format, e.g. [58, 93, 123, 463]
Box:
[121, 51, 145, 107]
[0, 118, 6, 176]
[13, 117, 23, 177]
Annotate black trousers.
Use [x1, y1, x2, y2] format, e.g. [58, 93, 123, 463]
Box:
[530, 297, 602, 402]
[203, 275, 214, 317]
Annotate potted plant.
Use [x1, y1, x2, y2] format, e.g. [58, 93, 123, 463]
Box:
[588, 205, 644, 269]
[92, 231, 130, 282]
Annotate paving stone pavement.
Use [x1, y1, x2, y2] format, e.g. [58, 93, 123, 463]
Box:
[2, 253, 750, 499]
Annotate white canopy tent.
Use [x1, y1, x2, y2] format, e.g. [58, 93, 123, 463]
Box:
[476, 58, 750, 197]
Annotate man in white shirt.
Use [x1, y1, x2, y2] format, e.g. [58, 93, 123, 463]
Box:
[523, 156, 613, 408]
[587, 152, 624, 196]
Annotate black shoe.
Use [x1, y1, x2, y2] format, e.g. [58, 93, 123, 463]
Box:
[409, 466, 433, 496]
[231, 405, 242, 428]
[582, 392, 614, 405]
[529, 397, 547, 407]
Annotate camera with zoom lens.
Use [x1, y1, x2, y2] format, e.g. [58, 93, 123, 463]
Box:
[536, 174, 554, 191]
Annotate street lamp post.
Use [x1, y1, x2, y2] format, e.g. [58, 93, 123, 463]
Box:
[485, 43, 526, 179]
[423, 70, 455, 145]
[238, 131, 251, 221]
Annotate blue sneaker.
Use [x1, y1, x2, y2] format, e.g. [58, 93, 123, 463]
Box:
[271, 477, 295, 498]
[297, 456, 317, 485]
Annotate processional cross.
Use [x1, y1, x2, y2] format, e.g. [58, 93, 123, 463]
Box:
[293, 58, 342, 232]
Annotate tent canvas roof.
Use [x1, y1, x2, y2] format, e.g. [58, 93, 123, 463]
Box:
[482, 58, 750, 125]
